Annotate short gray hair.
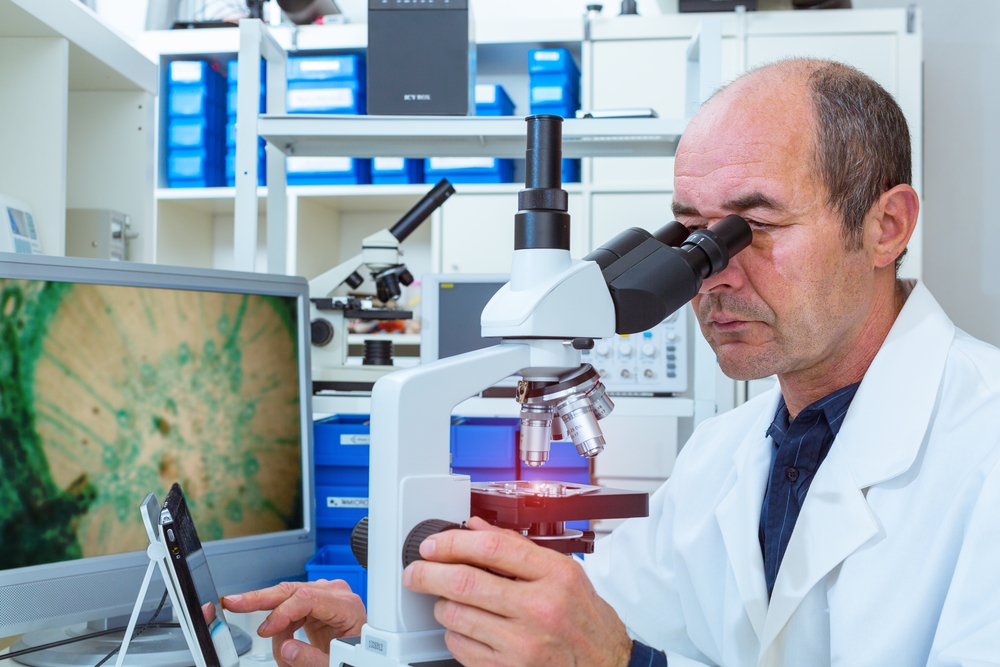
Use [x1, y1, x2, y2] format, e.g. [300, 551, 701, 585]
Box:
[807, 61, 911, 269]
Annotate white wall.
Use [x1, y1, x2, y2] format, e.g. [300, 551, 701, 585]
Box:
[851, 0, 1000, 346]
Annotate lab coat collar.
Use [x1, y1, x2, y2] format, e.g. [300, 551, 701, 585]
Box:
[759, 280, 955, 656]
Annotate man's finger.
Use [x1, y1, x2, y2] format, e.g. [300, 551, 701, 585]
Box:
[279, 639, 330, 667]
[433, 598, 512, 649]
[443, 629, 503, 667]
[418, 523, 558, 581]
[258, 584, 359, 637]
[222, 581, 310, 613]
[404, 561, 518, 617]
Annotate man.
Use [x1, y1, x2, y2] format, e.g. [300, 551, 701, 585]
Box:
[223, 59, 1000, 667]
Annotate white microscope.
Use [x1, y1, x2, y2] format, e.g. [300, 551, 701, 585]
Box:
[332, 115, 752, 667]
[310, 179, 455, 392]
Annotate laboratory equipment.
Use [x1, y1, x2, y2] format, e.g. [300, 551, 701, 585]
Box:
[0, 254, 314, 665]
[310, 178, 455, 392]
[0, 193, 43, 254]
[65, 208, 137, 261]
[420, 274, 689, 396]
[328, 115, 752, 667]
[366, 0, 475, 115]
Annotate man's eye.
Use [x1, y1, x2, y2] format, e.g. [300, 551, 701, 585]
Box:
[748, 219, 772, 230]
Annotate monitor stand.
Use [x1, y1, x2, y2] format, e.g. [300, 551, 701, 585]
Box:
[8, 622, 253, 667]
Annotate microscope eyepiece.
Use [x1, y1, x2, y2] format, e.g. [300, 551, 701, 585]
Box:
[515, 116, 571, 252]
[592, 214, 753, 334]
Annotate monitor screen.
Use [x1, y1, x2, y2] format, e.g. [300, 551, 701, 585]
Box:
[0, 254, 314, 639]
[437, 281, 506, 359]
[419, 274, 508, 366]
[0, 279, 302, 571]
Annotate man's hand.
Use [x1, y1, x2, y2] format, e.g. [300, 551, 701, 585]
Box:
[222, 579, 366, 667]
[403, 516, 634, 667]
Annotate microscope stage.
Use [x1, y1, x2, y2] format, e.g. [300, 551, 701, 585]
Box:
[470, 481, 649, 530]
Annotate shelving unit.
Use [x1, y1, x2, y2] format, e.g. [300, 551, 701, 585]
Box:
[0, 0, 158, 260]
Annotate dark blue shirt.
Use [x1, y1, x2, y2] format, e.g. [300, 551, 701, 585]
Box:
[759, 382, 860, 598]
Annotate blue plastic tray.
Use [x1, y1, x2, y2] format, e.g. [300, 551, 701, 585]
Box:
[306, 545, 367, 607]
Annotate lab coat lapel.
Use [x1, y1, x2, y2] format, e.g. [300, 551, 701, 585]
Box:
[759, 281, 955, 655]
[715, 388, 782, 641]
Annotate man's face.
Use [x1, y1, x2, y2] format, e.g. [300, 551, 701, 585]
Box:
[674, 80, 875, 381]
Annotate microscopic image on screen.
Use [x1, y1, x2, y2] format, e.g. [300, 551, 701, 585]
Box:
[0, 279, 304, 572]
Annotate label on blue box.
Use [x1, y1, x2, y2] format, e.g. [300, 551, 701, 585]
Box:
[428, 157, 497, 170]
[169, 60, 209, 83]
[288, 86, 357, 112]
[340, 433, 370, 445]
[327, 497, 369, 508]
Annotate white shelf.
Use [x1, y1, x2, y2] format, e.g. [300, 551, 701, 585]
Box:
[138, 18, 581, 61]
[258, 116, 684, 159]
[0, 0, 156, 93]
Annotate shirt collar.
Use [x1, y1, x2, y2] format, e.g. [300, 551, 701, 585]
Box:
[765, 381, 861, 443]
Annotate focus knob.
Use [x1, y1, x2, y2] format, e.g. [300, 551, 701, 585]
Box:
[350, 517, 369, 570]
[402, 519, 462, 568]
[595, 342, 611, 357]
[618, 342, 633, 357]
[641, 343, 657, 357]
[311, 319, 334, 347]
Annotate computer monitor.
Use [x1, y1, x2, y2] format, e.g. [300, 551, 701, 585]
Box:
[419, 274, 508, 366]
[0, 254, 314, 645]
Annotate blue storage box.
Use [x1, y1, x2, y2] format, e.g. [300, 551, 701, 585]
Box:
[528, 48, 580, 77]
[306, 545, 367, 607]
[289, 54, 365, 82]
[168, 60, 225, 91]
[169, 87, 224, 118]
[475, 84, 515, 116]
[314, 415, 371, 547]
[168, 117, 219, 149]
[287, 157, 372, 185]
[287, 80, 366, 114]
[562, 158, 581, 184]
[451, 418, 519, 468]
[451, 417, 518, 482]
[168, 149, 224, 187]
[371, 157, 424, 185]
[424, 157, 514, 184]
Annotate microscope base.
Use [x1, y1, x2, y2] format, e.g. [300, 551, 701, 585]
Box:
[329, 626, 457, 667]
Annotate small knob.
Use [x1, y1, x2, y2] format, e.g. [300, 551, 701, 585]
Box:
[595, 342, 611, 356]
[666, 332, 679, 342]
[311, 319, 335, 346]
[620, 369, 631, 379]
[618, 342, 633, 357]
[643, 369, 655, 379]
[350, 517, 369, 569]
[403, 519, 462, 568]
[641, 343, 656, 357]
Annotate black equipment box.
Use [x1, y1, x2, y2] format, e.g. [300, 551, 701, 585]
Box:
[679, 0, 758, 11]
[367, 0, 475, 116]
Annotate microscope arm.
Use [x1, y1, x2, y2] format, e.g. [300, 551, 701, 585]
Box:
[366, 343, 533, 635]
[308, 252, 365, 298]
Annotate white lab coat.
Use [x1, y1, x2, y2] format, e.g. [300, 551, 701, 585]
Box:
[584, 280, 1000, 667]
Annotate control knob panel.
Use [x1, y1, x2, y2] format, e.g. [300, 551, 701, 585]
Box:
[581, 306, 688, 395]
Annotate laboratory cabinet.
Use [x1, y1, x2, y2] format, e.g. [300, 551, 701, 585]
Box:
[0, 0, 157, 261]
[146, 8, 921, 284]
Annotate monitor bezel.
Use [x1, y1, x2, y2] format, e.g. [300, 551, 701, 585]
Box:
[0, 253, 315, 635]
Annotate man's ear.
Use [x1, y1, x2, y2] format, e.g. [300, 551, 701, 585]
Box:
[868, 184, 919, 269]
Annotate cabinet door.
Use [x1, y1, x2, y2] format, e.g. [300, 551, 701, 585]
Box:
[591, 39, 686, 186]
[591, 192, 675, 253]
[440, 193, 584, 273]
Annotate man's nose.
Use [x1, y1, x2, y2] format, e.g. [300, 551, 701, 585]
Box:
[699, 252, 744, 294]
